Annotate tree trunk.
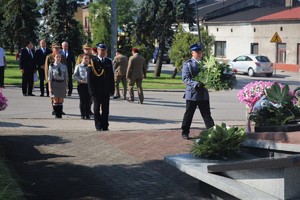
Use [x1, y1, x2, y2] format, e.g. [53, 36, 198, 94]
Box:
[171, 67, 177, 79]
[154, 42, 166, 77]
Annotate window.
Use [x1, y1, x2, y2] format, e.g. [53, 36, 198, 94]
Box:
[214, 41, 226, 57]
[277, 43, 286, 63]
[297, 43, 300, 65]
[251, 43, 258, 54]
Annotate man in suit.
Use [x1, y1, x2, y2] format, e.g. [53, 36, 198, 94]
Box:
[181, 43, 215, 140]
[126, 47, 147, 104]
[61, 41, 76, 96]
[87, 43, 114, 131]
[35, 39, 52, 96]
[113, 49, 128, 100]
[19, 41, 36, 96]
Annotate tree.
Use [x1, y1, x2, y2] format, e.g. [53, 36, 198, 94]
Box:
[0, 0, 40, 53]
[135, 0, 194, 77]
[169, 25, 214, 78]
[88, 0, 135, 56]
[89, 1, 111, 48]
[39, 0, 84, 54]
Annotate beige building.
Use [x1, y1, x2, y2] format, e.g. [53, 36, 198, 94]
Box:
[204, 6, 300, 71]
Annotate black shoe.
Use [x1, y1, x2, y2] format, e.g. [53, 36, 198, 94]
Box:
[89, 111, 94, 115]
[81, 116, 85, 119]
[85, 115, 90, 120]
[28, 94, 35, 96]
[182, 132, 189, 140]
[40, 94, 44, 97]
[67, 93, 71, 96]
[62, 111, 66, 115]
[113, 96, 120, 99]
[23, 94, 27, 96]
[52, 111, 56, 115]
[127, 99, 134, 103]
[102, 127, 109, 131]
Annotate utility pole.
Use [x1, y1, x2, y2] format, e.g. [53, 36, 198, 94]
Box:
[111, 0, 117, 58]
[195, 0, 201, 43]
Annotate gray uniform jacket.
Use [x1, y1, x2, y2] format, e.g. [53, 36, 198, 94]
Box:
[48, 63, 68, 82]
[74, 63, 88, 84]
[182, 58, 209, 101]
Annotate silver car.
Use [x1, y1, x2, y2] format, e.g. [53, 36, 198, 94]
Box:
[229, 54, 273, 77]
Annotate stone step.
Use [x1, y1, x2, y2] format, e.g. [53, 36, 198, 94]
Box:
[165, 154, 278, 200]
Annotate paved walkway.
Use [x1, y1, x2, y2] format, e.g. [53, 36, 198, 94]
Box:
[0, 86, 244, 200]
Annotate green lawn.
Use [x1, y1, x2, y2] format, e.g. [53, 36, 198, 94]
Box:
[4, 51, 185, 89]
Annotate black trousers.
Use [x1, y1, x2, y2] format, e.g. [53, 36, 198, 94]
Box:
[93, 95, 110, 130]
[67, 66, 73, 95]
[38, 68, 45, 95]
[77, 83, 91, 117]
[181, 100, 215, 134]
[0, 67, 4, 87]
[22, 71, 34, 95]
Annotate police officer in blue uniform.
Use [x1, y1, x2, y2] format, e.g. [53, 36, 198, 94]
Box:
[181, 43, 215, 139]
[87, 43, 114, 131]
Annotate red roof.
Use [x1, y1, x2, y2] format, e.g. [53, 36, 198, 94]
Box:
[256, 7, 300, 21]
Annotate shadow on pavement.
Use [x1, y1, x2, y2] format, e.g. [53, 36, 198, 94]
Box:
[0, 134, 210, 200]
[0, 121, 47, 129]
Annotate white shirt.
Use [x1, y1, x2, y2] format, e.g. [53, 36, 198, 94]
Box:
[0, 47, 5, 67]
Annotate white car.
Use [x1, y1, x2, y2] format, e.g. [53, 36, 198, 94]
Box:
[229, 54, 273, 77]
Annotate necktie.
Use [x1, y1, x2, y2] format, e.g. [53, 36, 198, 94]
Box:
[43, 48, 45, 54]
[29, 49, 33, 58]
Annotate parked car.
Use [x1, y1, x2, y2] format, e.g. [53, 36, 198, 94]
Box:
[152, 47, 171, 64]
[229, 54, 273, 77]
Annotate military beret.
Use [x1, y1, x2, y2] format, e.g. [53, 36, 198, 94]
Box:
[190, 43, 203, 51]
[51, 42, 61, 48]
[82, 43, 91, 49]
[96, 43, 107, 49]
[132, 47, 139, 52]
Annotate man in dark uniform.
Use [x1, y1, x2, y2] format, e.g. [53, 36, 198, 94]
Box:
[35, 39, 52, 96]
[61, 41, 76, 96]
[19, 40, 36, 96]
[181, 43, 215, 139]
[87, 43, 114, 131]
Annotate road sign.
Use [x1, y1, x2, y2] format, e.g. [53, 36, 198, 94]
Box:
[270, 32, 282, 43]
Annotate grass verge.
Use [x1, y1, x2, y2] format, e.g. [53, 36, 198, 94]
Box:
[0, 158, 23, 200]
[4, 52, 185, 90]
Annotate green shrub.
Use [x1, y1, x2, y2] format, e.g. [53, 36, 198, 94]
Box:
[191, 123, 246, 159]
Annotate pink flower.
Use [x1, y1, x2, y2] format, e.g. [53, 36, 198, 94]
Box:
[237, 81, 289, 109]
[0, 89, 8, 111]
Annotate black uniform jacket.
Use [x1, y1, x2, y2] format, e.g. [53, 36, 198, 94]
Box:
[87, 57, 114, 98]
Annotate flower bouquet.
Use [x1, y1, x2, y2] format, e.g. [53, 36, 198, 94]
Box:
[191, 123, 246, 159]
[194, 55, 237, 91]
[238, 81, 300, 129]
[0, 89, 8, 111]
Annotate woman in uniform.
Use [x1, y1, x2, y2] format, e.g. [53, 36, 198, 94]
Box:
[48, 53, 68, 118]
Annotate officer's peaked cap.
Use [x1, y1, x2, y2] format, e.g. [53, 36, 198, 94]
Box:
[190, 43, 203, 51]
[96, 43, 107, 49]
